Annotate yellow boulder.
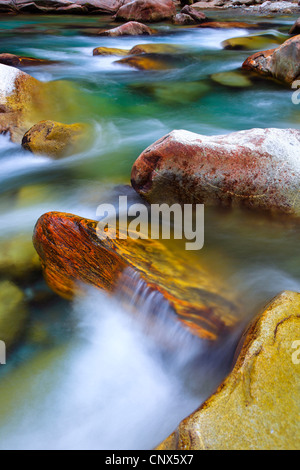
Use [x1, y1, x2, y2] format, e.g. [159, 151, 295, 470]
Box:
[157, 291, 300, 450]
[0, 280, 28, 349]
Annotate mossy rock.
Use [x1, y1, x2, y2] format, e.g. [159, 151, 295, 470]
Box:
[22, 120, 90, 159]
[133, 80, 211, 104]
[129, 43, 183, 55]
[0, 281, 28, 349]
[0, 236, 41, 281]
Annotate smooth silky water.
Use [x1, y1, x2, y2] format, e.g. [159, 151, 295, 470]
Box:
[0, 13, 299, 450]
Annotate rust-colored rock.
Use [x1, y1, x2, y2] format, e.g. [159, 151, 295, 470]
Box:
[198, 21, 259, 29]
[33, 211, 241, 341]
[93, 47, 130, 56]
[98, 21, 155, 36]
[116, 53, 179, 70]
[157, 291, 300, 450]
[115, 0, 176, 23]
[0, 53, 57, 68]
[131, 128, 300, 216]
[242, 35, 300, 86]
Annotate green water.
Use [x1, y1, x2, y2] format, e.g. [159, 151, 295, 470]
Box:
[0, 13, 299, 450]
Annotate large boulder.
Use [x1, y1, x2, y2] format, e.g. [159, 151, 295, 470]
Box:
[33, 211, 241, 341]
[131, 128, 300, 216]
[5, 0, 128, 14]
[243, 35, 300, 86]
[22, 120, 89, 159]
[157, 291, 300, 450]
[115, 0, 176, 23]
[98, 21, 155, 36]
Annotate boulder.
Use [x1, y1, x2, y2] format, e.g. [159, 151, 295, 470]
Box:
[181, 5, 206, 22]
[22, 120, 89, 159]
[3, 0, 128, 14]
[222, 34, 284, 51]
[33, 211, 241, 341]
[243, 35, 300, 86]
[211, 71, 253, 87]
[173, 13, 197, 25]
[98, 21, 155, 36]
[115, 53, 179, 70]
[198, 21, 259, 29]
[115, 0, 176, 23]
[0, 53, 57, 67]
[131, 128, 300, 216]
[129, 43, 183, 54]
[93, 47, 130, 56]
[0, 280, 28, 349]
[157, 291, 300, 450]
[0, 236, 41, 281]
[290, 18, 300, 35]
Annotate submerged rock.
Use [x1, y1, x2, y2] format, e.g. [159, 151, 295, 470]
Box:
[132, 80, 211, 104]
[0, 236, 41, 281]
[243, 35, 300, 86]
[98, 21, 155, 36]
[115, 0, 176, 23]
[129, 43, 183, 55]
[157, 290, 300, 450]
[22, 120, 89, 159]
[0, 280, 28, 349]
[131, 128, 300, 216]
[211, 71, 253, 87]
[198, 21, 260, 29]
[33, 211, 241, 341]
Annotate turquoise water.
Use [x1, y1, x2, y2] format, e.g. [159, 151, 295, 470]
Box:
[0, 13, 300, 449]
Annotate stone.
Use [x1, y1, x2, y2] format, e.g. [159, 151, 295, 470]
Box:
[0, 236, 41, 281]
[97, 21, 155, 36]
[115, 53, 179, 70]
[129, 43, 183, 55]
[222, 34, 284, 51]
[211, 71, 253, 87]
[0, 280, 28, 349]
[290, 18, 300, 35]
[0, 53, 57, 67]
[93, 47, 130, 56]
[173, 13, 197, 25]
[22, 120, 89, 159]
[181, 5, 206, 22]
[131, 128, 300, 216]
[157, 291, 300, 450]
[33, 211, 241, 341]
[115, 0, 176, 23]
[198, 21, 260, 29]
[243, 35, 300, 86]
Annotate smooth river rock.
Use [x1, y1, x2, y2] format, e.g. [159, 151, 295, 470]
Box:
[115, 0, 176, 22]
[157, 290, 300, 450]
[131, 128, 300, 216]
[243, 35, 300, 86]
[33, 211, 241, 341]
[0, 280, 28, 349]
[98, 21, 155, 36]
[22, 120, 89, 159]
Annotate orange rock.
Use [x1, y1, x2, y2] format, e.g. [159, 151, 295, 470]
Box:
[33, 212, 241, 341]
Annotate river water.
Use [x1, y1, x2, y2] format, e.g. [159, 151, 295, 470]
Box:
[0, 12, 299, 450]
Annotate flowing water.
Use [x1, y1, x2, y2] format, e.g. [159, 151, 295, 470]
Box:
[0, 12, 300, 450]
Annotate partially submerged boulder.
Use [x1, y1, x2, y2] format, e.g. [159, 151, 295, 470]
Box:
[98, 21, 155, 36]
[115, 53, 179, 70]
[33, 211, 241, 341]
[243, 35, 300, 86]
[115, 0, 176, 23]
[22, 120, 89, 159]
[0, 53, 57, 68]
[131, 128, 300, 216]
[157, 291, 300, 450]
[0, 280, 28, 349]
[93, 47, 130, 56]
[290, 18, 300, 35]
[222, 34, 284, 51]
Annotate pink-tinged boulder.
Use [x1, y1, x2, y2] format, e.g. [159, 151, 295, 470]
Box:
[98, 21, 155, 36]
[115, 0, 176, 23]
[181, 5, 206, 22]
[243, 35, 300, 86]
[131, 128, 300, 216]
